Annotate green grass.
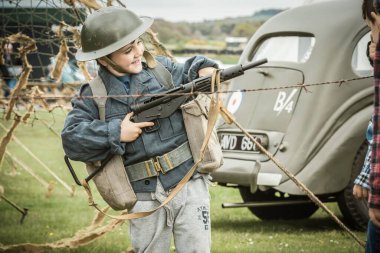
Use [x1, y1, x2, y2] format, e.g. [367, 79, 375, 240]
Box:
[0, 109, 366, 253]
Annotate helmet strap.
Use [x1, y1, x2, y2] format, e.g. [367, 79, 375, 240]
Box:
[101, 56, 129, 74]
[143, 51, 157, 68]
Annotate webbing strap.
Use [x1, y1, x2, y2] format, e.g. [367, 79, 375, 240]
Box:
[143, 50, 174, 89]
[89, 56, 173, 120]
[126, 141, 192, 182]
[89, 76, 107, 121]
[151, 61, 174, 89]
[100, 56, 128, 74]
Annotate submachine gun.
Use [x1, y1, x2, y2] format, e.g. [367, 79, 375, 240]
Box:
[131, 58, 267, 123]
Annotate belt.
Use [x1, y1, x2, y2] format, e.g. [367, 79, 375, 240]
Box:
[126, 142, 192, 182]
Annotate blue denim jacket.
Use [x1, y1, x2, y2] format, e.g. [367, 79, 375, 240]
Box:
[61, 56, 218, 192]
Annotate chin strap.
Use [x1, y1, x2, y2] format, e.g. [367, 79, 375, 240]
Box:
[100, 56, 128, 74]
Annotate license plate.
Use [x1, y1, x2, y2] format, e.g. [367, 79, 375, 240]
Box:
[219, 133, 266, 153]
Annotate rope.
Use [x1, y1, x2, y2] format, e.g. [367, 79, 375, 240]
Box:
[219, 106, 366, 248]
[5, 150, 50, 189]
[0, 115, 21, 164]
[0, 123, 75, 195]
[0, 206, 126, 252]
[1, 75, 372, 102]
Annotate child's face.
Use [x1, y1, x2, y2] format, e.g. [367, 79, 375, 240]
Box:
[109, 38, 145, 76]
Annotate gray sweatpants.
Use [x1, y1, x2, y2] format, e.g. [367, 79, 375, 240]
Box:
[128, 174, 211, 253]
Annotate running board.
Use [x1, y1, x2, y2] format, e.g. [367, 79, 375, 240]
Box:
[222, 198, 336, 208]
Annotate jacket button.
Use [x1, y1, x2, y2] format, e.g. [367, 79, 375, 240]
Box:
[144, 180, 150, 185]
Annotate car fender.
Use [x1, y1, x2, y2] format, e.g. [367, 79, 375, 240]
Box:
[275, 105, 372, 195]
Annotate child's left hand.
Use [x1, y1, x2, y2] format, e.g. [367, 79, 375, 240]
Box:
[198, 67, 217, 77]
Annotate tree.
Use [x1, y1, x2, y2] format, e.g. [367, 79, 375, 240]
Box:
[231, 22, 260, 37]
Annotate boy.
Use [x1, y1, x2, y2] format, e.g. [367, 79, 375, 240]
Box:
[61, 6, 218, 253]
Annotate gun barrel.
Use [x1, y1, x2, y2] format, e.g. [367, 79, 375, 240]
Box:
[220, 58, 267, 82]
[242, 58, 268, 71]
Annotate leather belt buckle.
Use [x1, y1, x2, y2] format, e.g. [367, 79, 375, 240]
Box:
[153, 157, 165, 174]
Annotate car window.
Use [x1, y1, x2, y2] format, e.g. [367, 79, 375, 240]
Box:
[252, 36, 315, 63]
[352, 32, 372, 77]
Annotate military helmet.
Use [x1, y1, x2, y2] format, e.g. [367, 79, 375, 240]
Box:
[76, 6, 153, 61]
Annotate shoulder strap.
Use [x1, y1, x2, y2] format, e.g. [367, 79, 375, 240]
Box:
[143, 51, 174, 89]
[88, 76, 107, 121]
[88, 62, 173, 121]
[151, 60, 175, 89]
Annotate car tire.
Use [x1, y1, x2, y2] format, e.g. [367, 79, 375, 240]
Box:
[239, 187, 319, 220]
[337, 141, 369, 231]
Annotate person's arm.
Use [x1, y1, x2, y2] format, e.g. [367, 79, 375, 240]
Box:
[61, 85, 125, 162]
[354, 121, 373, 199]
[156, 56, 219, 86]
[353, 147, 371, 199]
[369, 11, 380, 226]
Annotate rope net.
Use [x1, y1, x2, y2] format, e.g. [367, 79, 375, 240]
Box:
[0, 0, 171, 94]
[2, 0, 84, 83]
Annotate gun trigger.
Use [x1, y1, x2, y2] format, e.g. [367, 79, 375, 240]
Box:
[144, 119, 160, 133]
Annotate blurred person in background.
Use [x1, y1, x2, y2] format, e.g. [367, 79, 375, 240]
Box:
[0, 43, 22, 97]
[365, 0, 380, 252]
[353, 0, 377, 202]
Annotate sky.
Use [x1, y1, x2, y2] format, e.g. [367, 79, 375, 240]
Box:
[126, 0, 307, 22]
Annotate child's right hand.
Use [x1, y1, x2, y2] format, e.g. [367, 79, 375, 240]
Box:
[352, 184, 368, 200]
[120, 112, 154, 142]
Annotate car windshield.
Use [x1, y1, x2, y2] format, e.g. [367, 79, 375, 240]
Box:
[252, 36, 316, 63]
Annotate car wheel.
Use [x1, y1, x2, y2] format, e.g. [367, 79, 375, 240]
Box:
[239, 187, 319, 220]
[337, 141, 369, 231]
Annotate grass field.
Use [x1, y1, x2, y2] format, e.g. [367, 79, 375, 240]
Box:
[0, 109, 367, 253]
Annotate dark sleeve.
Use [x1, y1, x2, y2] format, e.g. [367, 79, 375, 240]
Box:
[61, 85, 125, 162]
[156, 55, 219, 85]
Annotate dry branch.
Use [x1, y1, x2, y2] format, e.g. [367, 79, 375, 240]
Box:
[77, 61, 92, 81]
[0, 208, 125, 253]
[78, 0, 102, 10]
[50, 23, 69, 82]
[144, 29, 175, 61]
[0, 115, 21, 164]
[4, 33, 37, 120]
